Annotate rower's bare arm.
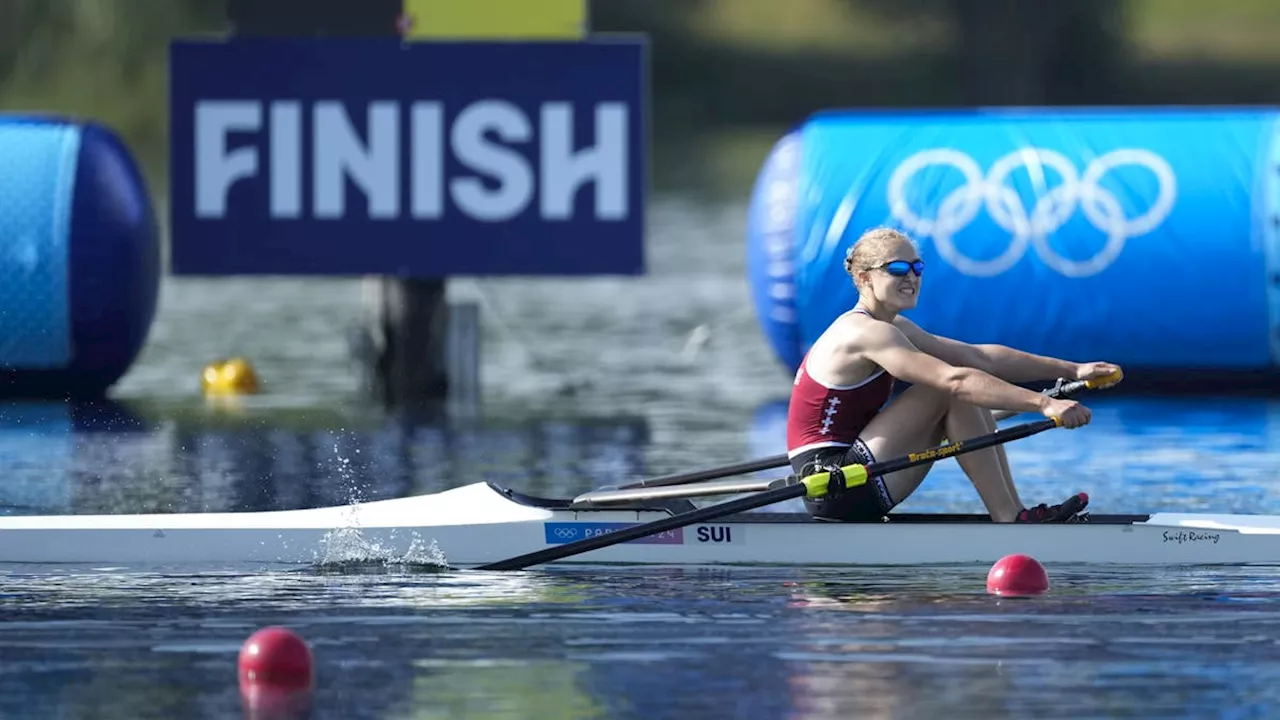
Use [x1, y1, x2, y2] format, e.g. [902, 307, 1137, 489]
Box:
[858, 323, 1053, 414]
[893, 316, 1074, 382]
[892, 317, 989, 371]
[965, 344, 1078, 383]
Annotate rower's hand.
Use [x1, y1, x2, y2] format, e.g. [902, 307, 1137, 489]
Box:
[1044, 398, 1091, 429]
[1074, 362, 1123, 388]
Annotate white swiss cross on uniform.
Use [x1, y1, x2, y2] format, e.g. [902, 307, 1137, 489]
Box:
[819, 396, 841, 434]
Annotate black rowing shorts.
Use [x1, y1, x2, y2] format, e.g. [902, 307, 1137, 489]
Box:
[789, 440, 897, 522]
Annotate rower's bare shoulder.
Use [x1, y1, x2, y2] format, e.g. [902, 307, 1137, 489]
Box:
[890, 314, 923, 333]
[843, 314, 906, 349]
[819, 314, 898, 363]
[889, 315, 933, 344]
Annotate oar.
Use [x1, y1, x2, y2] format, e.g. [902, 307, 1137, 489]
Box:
[607, 456, 791, 491]
[478, 416, 1066, 571]
[602, 371, 1121, 494]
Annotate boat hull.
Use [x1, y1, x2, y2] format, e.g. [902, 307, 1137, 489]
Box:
[0, 482, 1277, 567]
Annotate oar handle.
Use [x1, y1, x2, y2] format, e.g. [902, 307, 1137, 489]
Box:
[1045, 369, 1124, 397]
[990, 371, 1118, 421]
[1083, 368, 1124, 389]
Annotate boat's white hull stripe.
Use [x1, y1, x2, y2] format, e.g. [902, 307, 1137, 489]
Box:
[2, 483, 1280, 566]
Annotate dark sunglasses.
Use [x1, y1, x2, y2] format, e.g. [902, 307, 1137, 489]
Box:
[873, 259, 925, 277]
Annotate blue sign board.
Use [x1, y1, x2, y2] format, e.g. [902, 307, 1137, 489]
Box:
[168, 38, 647, 276]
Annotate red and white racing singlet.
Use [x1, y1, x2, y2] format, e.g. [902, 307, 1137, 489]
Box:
[786, 354, 896, 458]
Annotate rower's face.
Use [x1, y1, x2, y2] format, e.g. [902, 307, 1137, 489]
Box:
[866, 241, 923, 309]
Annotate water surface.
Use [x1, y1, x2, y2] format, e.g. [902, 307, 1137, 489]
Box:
[5, 564, 1280, 719]
[0, 196, 1277, 718]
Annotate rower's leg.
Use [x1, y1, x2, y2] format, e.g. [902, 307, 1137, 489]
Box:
[971, 403, 1023, 509]
[858, 386, 1023, 522]
[941, 400, 1023, 521]
[855, 384, 948, 502]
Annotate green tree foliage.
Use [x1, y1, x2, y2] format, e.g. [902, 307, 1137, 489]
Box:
[1, 0, 1274, 197]
[0, 0, 225, 185]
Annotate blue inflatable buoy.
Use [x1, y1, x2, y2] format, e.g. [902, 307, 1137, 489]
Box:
[0, 116, 160, 398]
[746, 107, 1280, 381]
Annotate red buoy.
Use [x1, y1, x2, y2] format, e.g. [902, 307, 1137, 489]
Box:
[238, 626, 314, 688]
[986, 553, 1049, 596]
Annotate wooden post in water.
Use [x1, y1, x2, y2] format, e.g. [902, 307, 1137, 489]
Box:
[381, 0, 589, 410]
[225, 0, 454, 410]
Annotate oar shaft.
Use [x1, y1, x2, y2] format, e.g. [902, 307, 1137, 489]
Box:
[868, 417, 1057, 477]
[988, 376, 1093, 422]
[579, 413, 1074, 506]
[478, 417, 1063, 571]
[614, 454, 787, 491]
[611, 376, 1101, 494]
[479, 481, 804, 571]
[573, 476, 783, 506]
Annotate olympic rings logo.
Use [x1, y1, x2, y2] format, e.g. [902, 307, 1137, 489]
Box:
[553, 527, 579, 540]
[886, 148, 1178, 277]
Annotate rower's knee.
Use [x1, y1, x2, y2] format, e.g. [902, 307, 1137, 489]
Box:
[910, 384, 949, 406]
[945, 394, 994, 422]
[912, 385, 952, 421]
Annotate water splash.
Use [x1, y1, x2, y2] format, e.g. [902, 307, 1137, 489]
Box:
[313, 526, 451, 572]
[329, 430, 373, 506]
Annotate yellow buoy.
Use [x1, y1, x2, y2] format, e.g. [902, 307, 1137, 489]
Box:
[201, 357, 261, 396]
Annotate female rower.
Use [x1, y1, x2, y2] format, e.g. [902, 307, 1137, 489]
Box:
[785, 227, 1122, 523]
